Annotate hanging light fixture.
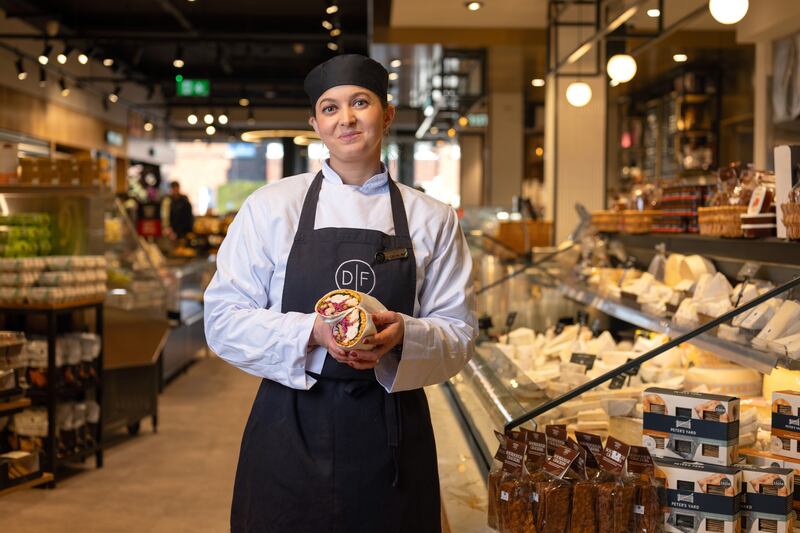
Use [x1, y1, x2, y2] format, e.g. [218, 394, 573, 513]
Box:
[326, 1, 339, 15]
[38, 43, 52, 65]
[218, 111, 229, 125]
[709, 0, 748, 25]
[531, 78, 545, 87]
[77, 51, 89, 65]
[205, 125, 216, 136]
[108, 85, 121, 103]
[187, 112, 198, 125]
[103, 58, 114, 67]
[59, 77, 70, 96]
[566, 81, 592, 107]
[239, 97, 250, 107]
[203, 113, 214, 125]
[15, 58, 27, 80]
[327, 41, 339, 51]
[322, 20, 333, 30]
[38, 67, 47, 88]
[144, 120, 154, 132]
[606, 54, 637, 83]
[173, 45, 185, 68]
[390, 59, 402, 68]
[57, 46, 73, 64]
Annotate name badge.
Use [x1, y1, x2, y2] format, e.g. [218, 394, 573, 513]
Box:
[375, 248, 408, 264]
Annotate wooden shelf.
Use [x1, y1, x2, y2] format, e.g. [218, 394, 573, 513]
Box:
[0, 397, 30, 415]
[0, 298, 104, 312]
[0, 472, 53, 497]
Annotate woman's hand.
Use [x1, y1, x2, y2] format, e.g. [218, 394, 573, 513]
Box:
[310, 315, 348, 362]
[345, 311, 405, 370]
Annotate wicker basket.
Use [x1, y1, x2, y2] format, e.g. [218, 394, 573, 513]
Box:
[698, 206, 747, 238]
[621, 210, 656, 234]
[591, 211, 621, 233]
[781, 203, 800, 240]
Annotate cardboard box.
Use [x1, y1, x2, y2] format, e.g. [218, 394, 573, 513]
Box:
[740, 464, 795, 533]
[644, 388, 740, 466]
[741, 448, 800, 514]
[655, 457, 742, 533]
[772, 392, 800, 460]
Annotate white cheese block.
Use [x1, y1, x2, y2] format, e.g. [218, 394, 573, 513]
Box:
[664, 253, 687, 287]
[577, 408, 609, 422]
[753, 300, 800, 349]
[575, 420, 610, 432]
[680, 255, 716, 282]
[507, 327, 536, 347]
[735, 301, 777, 330]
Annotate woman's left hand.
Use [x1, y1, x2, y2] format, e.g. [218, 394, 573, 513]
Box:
[345, 311, 404, 370]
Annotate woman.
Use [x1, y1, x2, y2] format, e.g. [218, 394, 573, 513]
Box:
[204, 54, 476, 533]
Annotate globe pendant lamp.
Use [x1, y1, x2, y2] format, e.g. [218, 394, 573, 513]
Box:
[709, 0, 748, 25]
[606, 54, 637, 83]
[566, 81, 592, 108]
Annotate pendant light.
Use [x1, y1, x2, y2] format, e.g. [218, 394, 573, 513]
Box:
[709, 0, 748, 25]
[606, 54, 637, 83]
[566, 82, 592, 108]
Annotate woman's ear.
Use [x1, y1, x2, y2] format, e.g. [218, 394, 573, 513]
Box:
[309, 115, 319, 135]
[383, 104, 396, 132]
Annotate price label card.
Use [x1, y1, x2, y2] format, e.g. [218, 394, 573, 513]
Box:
[609, 374, 627, 389]
[500, 491, 510, 502]
[570, 352, 596, 371]
[624, 358, 641, 376]
[737, 261, 761, 281]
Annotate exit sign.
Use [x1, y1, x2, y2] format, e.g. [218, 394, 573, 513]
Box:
[176, 78, 210, 97]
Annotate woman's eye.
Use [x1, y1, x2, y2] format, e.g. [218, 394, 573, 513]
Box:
[322, 105, 336, 113]
[353, 99, 368, 107]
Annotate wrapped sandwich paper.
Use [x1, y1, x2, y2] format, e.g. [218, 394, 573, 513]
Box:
[315, 289, 387, 350]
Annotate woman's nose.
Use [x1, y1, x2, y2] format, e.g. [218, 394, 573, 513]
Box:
[339, 108, 356, 126]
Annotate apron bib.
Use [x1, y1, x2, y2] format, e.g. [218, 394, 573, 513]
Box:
[231, 172, 440, 533]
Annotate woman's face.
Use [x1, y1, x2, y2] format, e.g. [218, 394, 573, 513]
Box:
[309, 85, 395, 163]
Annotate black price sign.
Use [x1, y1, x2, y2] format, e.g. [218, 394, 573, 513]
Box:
[505, 311, 518, 329]
[624, 358, 641, 377]
[570, 352, 596, 371]
[609, 374, 628, 389]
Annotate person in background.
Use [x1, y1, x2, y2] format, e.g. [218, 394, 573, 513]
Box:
[162, 181, 194, 239]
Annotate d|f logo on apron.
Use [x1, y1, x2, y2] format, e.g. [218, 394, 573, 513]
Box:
[336, 259, 376, 294]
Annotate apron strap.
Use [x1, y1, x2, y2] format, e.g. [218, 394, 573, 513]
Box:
[296, 168, 411, 240]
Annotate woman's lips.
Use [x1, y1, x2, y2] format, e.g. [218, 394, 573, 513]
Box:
[338, 131, 362, 142]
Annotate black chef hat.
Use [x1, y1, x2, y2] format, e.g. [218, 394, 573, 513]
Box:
[304, 54, 388, 110]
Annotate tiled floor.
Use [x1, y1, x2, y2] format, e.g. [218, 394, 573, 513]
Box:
[0, 355, 487, 532]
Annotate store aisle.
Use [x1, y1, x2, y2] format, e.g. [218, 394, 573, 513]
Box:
[0, 356, 257, 533]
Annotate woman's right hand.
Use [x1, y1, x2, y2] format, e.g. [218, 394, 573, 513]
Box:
[311, 315, 348, 362]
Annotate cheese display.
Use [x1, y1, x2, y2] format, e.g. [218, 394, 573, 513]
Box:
[754, 301, 800, 351]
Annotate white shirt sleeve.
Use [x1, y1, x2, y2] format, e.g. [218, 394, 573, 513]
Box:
[204, 199, 317, 390]
[374, 207, 477, 392]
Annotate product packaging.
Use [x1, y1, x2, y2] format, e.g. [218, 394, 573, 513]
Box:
[531, 444, 578, 533]
[740, 447, 800, 514]
[596, 436, 636, 533]
[498, 437, 535, 533]
[771, 391, 800, 460]
[545, 424, 568, 457]
[627, 445, 665, 533]
[643, 387, 740, 466]
[739, 464, 794, 533]
[488, 431, 507, 531]
[655, 457, 742, 533]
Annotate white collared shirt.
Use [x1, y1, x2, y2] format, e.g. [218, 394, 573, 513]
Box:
[204, 161, 477, 392]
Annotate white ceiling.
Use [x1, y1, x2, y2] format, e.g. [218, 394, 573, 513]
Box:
[390, 0, 727, 31]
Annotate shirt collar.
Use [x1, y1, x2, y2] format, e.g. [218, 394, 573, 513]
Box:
[321, 159, 389, 195]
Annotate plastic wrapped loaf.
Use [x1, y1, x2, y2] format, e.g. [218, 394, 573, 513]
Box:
[315, 289, 386, 324]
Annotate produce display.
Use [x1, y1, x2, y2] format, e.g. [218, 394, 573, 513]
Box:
[0, 212, 52, 258]
[0, 255, 107, 305]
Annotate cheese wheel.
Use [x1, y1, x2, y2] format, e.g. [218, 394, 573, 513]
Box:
[684, 365, 763, 398]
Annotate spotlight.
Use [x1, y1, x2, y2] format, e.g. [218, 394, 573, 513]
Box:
[388, 72, 399, 81]
[173, 45, 184, 68]
[203, 113, 214, 125]
[247, 108, 255, 125]
[531, 78, 545, 87]
[218, 112, 229, 125]
[108, 85, 121, 103]
[15, 58, 27, 81]
[566, 81, 592, 107]
[326, 1, 339, 15]
[59, 77, 70, 96]
[187, 113, 198, 125]
[103, 58, 114, 67]
[673, 53, 688, 63]
[322, 20, 333, 30]
[390, 59, 402, 68]
[330, 28, 342, 37]
[38, 43, 52, 65]
[606, 54, 637, 83]
[465, 1, 483, 11]
[647, 8, 661, 17]
[206, 125, 216, 135]
[327, 42, 339, 51]
[387, 94, 394, 102]
[430, 127, 439, 135]
[239, 97, 250, 107]
[144, 120, 154, 132]
[77, 52, 89, 65]
[38, 67, 46, 88]
[447, 128, 457, 138]
[57, 46, 72, 64]
[458, 116, 469, 127]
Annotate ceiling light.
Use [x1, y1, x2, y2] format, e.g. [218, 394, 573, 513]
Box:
[173, 45, 184, 68]
[458, 116, 469, 127]
[709, 0, 748, 25]
[606, 54, 637, 83]
[430, 127, 439, 135]
[531, 78, 545, 87]
[424, 105, 434, 117]
[647, 8, 661, 17]
[673, 53, 688, 63]
[78, 52, 88, 65]
[293, 43, 305, 55]
[144, 120, 154, 132]
[15, 58, 27, 81]
[322, 20, 333, 30]
[330, 28, 342, 37]
[610, 79, 620, 87]
[447, 128, 457, 138]
[326, 2, 339, 15]
[203, 113, 214, 125]
[57, 46, 72, 64]
[59, 77, 70, 96]
[566, 81, 592, 107]
[388, 72, 399, 81]
[187, 113, 198, 125]
[206, 125, 216, 135]
[327, 42, 339, 51]
[246, 108, 255, 125]
[38, 43, 52, 65]
[218, 112, 229, 125]
[108, 85, 121, 103]
[390, 59, 402, 68]
[465, 1, 483, 11]
[103, 58, 114, 67]
[38, 68, 47, 88]
[239, 97, 250, 107]
[386, 94, 394, 102]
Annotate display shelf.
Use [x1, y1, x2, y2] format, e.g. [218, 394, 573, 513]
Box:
[0, 397, 31, 416]
[0, 298, 105, 313]
[27, 383, 98, 402]
[58, 444, 101, 464]
[0, 472, 53, 497]
[558, 280, 781, 373]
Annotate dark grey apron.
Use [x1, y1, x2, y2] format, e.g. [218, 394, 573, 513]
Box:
[231, 171, 440, 533]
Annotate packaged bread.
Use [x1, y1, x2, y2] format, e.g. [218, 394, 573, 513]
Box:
[563, 438, 597, 533]
[521, 428, 547, 475]
[626, 445, 664, 533]
[531, 445, 578, 533]
[488, 431, 508, 531]
[314, 289, 386, 323]
[497, 437, 535, 533]
[545, 424, 568, 457]
[595, 436, 636, 533]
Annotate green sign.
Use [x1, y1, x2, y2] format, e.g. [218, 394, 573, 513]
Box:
[176, 78, 210, 97]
